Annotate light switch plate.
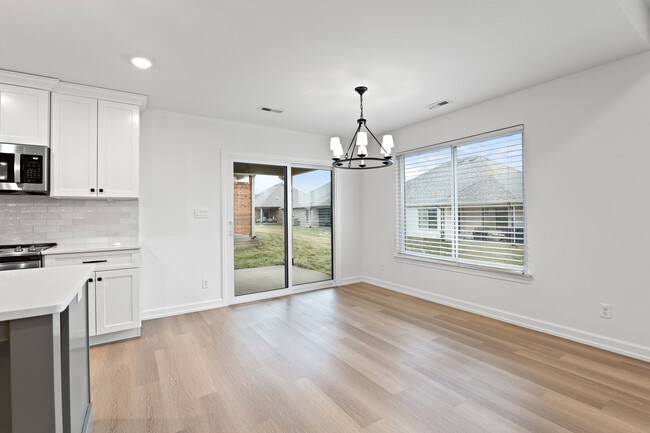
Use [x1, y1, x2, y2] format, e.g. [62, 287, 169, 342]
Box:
[194, 208, 209, 218]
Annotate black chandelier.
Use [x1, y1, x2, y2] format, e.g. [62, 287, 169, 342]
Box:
[330, 86, 394, 169]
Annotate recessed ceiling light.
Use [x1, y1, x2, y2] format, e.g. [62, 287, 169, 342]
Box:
[131, 57, 152, 69]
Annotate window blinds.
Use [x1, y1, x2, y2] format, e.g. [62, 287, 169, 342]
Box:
[397, 126, 525, 272]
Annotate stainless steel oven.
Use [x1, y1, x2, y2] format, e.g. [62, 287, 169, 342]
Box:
[0, 143, 48, 194]
[0, 243, 56, 271]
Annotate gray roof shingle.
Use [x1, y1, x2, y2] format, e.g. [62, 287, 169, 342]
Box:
[255, 182, 331, 209]
[405, 155, 522, 206]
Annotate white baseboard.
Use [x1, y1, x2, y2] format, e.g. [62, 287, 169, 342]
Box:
[339, 276, 363, 286]
[362, 276, 650, 363]
[90, 328, 141, 346]
[141, 299, 224, 320]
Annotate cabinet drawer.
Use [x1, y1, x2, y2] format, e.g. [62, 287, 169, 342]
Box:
[43, 249, 140, 271]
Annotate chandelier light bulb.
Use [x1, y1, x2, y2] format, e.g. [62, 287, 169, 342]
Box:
[382, 135, 394, 150]
[381, 134, 394, 156]
[356, 132, 368, 147]
[358, 145, 368, 157]
[330, 137, 344, 158]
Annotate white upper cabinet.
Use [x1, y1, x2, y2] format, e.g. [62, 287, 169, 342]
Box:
[98, 100, 139, 198]
[0, 83, 50, 146]
[0, 70, 147, 198]
[51, 93, 98, 197]
[51, 94, 141, 198]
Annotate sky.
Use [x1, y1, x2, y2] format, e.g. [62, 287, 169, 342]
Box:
[404, 133, 523, 181]
[253, 169, 331, 194]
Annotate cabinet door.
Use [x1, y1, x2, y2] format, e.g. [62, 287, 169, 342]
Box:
[0, 84, 50, 146]
[87, 276, 97, 337]
[50, 93, 98, 197]
[95, 268, 140, 335]
[97, 100, 139, 198]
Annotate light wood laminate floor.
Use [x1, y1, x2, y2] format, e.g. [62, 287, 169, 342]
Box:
[90, 283, 650, 432]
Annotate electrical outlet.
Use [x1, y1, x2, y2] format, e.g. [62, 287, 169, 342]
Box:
[202, 278, 209, 289]
[600, 303, 611, 319]
[380, 263, 385, 272]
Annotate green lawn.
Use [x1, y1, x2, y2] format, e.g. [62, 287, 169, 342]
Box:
[406, 236, 524, 267]
[234, 224, 332, 275]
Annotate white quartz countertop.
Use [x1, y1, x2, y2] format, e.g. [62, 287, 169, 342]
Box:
[42, 241, 142, 255]
[0, 265, 94, 321]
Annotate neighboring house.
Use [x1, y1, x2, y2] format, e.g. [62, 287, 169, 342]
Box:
[291, 182, 332, 227]
[405, 155, 523, 242]
[254, 183, 286, 224]
[254, 182, 332, 227]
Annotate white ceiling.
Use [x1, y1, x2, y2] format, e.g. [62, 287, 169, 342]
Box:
[1, 0, 649, 137]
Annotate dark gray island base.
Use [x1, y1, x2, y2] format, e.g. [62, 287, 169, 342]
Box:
[0, 265, 95, 433]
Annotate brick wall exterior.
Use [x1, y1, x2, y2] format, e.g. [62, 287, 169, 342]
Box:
[234, 177, 252, 236]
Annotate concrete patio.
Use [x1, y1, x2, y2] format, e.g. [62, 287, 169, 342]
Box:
[234, 265, 332, 296]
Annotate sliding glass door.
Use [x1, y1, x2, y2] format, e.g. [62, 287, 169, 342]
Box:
[291, 168, 332, 285]
[233, 162, 287, 296]
[232, 162, 333, 297]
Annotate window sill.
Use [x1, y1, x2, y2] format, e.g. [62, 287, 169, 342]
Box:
[393, 253, 531, 284]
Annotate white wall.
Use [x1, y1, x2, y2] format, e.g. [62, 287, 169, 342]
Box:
[361, 51, 650, 361]
[139, 109, 362, 318]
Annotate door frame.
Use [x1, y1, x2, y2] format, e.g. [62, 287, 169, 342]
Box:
[221, 149, 341, 306]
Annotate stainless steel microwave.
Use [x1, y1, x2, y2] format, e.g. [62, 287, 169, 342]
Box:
[0, 143, 48, 194]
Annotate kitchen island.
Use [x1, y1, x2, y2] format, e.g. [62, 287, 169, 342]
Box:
[0, 265, 94, 433]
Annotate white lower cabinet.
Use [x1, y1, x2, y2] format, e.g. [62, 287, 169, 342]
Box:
[95, 268, 140, 335]
[44, 248, 141, 344]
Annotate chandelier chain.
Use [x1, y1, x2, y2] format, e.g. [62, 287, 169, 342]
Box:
[359, 93, 364, 118]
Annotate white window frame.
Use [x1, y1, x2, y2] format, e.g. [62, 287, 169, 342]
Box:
[396, 125, 528, 278]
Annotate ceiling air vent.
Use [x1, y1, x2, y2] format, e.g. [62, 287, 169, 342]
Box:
[258, 106, 284, 114]
[425, 100, 452, 110]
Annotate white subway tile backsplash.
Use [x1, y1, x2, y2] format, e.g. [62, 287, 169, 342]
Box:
[0, 197, 138, 245]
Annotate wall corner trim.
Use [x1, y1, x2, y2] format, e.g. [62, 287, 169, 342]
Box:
[362, 276, 650, 363]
